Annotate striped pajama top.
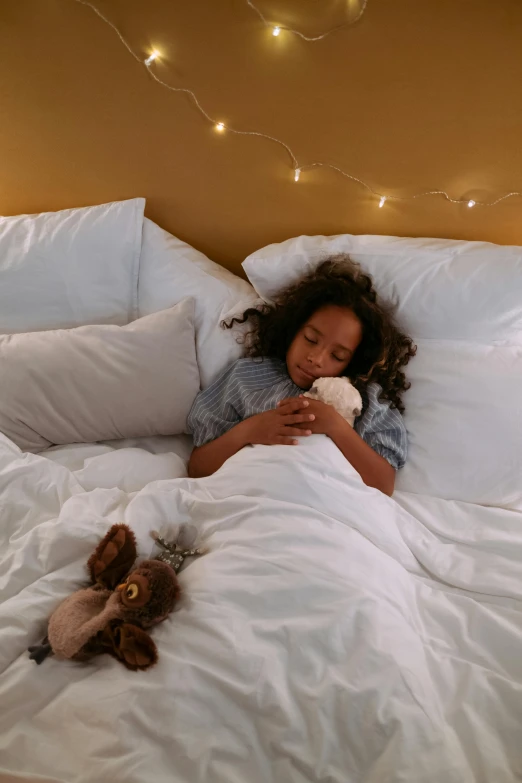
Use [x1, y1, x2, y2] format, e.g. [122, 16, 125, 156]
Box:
[187, 357, 408, 470]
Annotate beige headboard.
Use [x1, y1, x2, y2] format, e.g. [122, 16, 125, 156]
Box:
[2, 0, 521, 274]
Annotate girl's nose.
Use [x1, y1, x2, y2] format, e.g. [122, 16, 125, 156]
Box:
[307, 350, 323, 367]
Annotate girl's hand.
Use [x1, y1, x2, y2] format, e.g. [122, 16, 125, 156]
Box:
[243, 398, 315, 446]
[278, 396, 342, 438]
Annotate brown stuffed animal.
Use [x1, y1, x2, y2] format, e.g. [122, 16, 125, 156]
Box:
[28, 524, 180, 671]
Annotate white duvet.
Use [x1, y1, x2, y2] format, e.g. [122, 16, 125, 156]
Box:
[1, 432, 521, 783]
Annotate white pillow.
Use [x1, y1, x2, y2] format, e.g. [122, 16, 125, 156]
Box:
[0, 198, 144, 334]
[0, 299, 199, 453]
[139, 218, 257, 387]
[242, 233, 522, 506]
[243, 234, 522, 345]
[397, 340, 522, 507]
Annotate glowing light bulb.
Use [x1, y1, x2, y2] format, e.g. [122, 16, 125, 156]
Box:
[272, 26, 281, 36]
[379, 196, 386, 208]
[294, 168, 301, 182]
[467, 199, 476, 208]
[144, 50, 159, 66]
[215, 122, 225, 132]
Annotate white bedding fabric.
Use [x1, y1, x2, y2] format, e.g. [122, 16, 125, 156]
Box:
[0, 198, 144, 333]
[139, 218, 257, 388]
[242, 233, 522, 345]
[1, 433, 521, 783]
[0, 300, 200, 452]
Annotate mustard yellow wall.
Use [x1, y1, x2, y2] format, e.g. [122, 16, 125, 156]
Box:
[2, 0, 522, 273]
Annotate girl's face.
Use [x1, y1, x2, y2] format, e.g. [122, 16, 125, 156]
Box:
[286, 305, 363, 389]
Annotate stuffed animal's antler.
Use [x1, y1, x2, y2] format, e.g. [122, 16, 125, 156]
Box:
[151, 526, 206, 574]
[87, 524, 137, 589]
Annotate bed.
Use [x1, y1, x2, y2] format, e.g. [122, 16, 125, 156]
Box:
[0, 199, 521, 783]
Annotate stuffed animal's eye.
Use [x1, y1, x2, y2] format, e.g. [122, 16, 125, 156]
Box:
[125, 583, 139, 600]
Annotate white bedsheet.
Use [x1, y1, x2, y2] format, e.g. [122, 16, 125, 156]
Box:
[1, 433, 521, 783]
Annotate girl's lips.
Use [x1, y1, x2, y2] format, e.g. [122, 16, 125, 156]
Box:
[298, 366, 316, 382]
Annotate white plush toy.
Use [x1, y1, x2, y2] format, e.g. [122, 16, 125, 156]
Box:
[304, 377, 363, 428]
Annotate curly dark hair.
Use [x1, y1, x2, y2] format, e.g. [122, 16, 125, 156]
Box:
[224, 255, 416, 413]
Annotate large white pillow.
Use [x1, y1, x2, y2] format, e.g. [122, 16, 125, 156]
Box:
[0, 198, 144, 334]
[242, 233, 522, 506]
[139, 218, 257, 388]
[0, 299, 199, 453]
[397, 340, 522, 507]
[243, 234, 522, 345]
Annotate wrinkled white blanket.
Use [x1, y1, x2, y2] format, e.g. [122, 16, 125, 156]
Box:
[1, 432, 521, 783]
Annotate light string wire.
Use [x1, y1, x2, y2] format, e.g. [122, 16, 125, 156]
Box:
[73, 0, 298, 168]
[71, 0, 522, 209]
[245, 0, 368, 41]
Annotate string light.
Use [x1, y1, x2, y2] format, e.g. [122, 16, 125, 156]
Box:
[246, 0, 368, 42]
[144, 50, 159, 66]
[71, 0, 522, 211]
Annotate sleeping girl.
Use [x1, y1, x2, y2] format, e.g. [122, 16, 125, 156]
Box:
[187, 256, 416, 496]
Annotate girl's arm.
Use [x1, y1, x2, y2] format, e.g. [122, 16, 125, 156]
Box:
[188, 399, 314, 479]
[327, 417, 395, 496]
[280, 397, 396, 496]
[188, 419, 252, 478]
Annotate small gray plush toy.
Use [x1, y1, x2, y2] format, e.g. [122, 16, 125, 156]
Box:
[151, 524, 206, 573]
